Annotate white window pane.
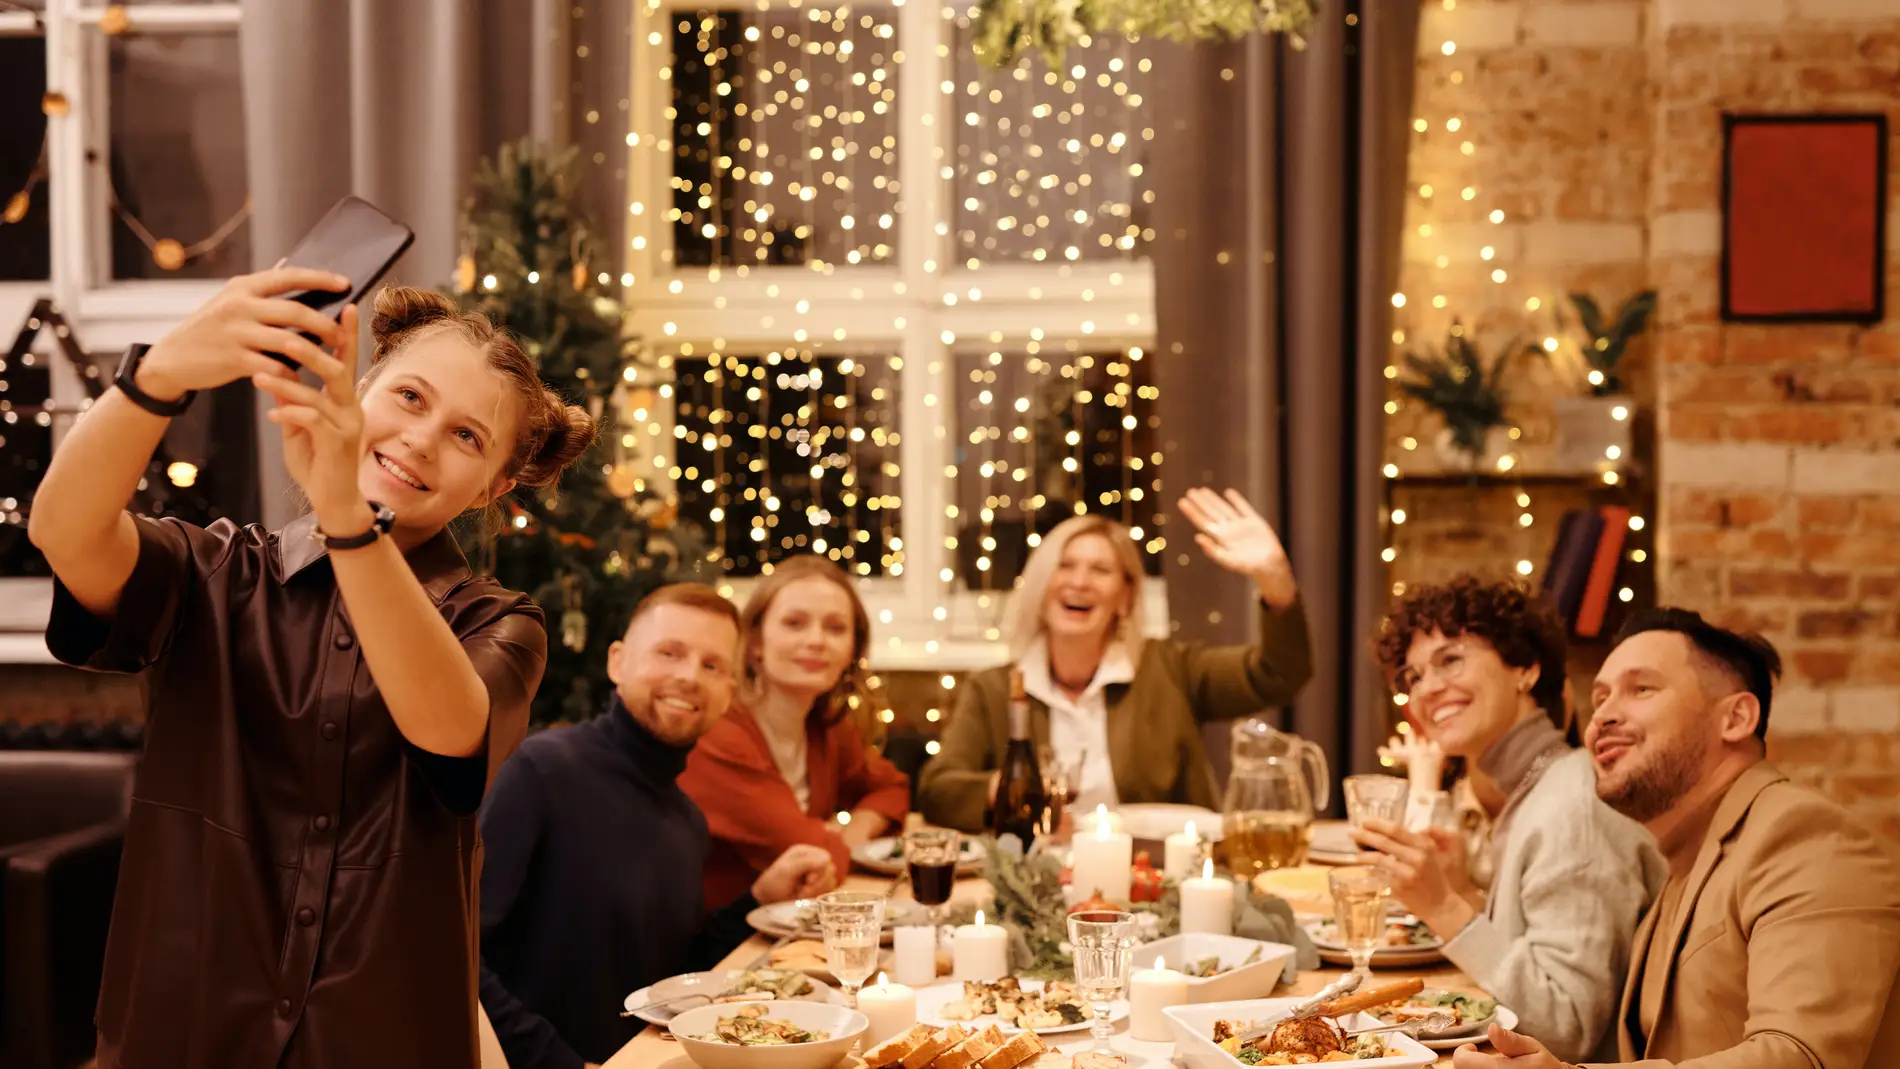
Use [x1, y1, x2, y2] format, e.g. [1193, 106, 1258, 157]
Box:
[670, 348, 903, 577]
[670, 7, 901, 268]
[951, 15, 1156, 265]
[107, 34, 250, 280]
[950, 345, 1160, 590]
[0, 35, 49, 281]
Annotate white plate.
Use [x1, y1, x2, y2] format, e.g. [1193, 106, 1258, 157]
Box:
[1304, 920, 1448, 968]
[850, 836, 986, 876]
[1164, 998, 1438, 1069]
[670, 1000, 868, 1069]
[747, 899, 929, 944]
[622, 970, 841, 1028]
[914, 978, 1129, 1036]
[1129, 935, 1295, 1004]
[1417, 1003, 1519, 1051]
[1306, 823, 1369, 865]
[1119, 804, 1226, 843]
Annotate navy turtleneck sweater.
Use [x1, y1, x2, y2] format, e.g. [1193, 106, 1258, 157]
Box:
[477, 700, 759, 1069]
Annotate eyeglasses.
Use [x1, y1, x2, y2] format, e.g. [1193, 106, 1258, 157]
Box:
[1395, 644, 1469, 695]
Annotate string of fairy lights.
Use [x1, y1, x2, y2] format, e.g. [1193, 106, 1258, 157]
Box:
[1383, 0, 1651, 733]
[642, 2, 1165, 594]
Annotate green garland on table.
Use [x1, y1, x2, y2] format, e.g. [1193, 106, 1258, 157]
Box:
[946, 838, 1321, 982]
[971, 0, 1320, 70]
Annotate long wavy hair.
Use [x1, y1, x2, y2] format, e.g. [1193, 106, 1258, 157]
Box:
[1006, 514, 1148, 665]
[739, 555, 885, 747]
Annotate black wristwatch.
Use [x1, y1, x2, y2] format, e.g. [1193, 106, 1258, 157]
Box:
[316, 502, 396, 551]
[113, 343, 196, 417]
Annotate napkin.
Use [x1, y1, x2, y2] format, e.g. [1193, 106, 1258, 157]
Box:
[1234, 888, 1321, 982]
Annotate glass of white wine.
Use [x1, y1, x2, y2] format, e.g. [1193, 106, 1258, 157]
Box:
[1067, 909, 1136, 1052]
[1328, 865, 1389, 984]
[818, 891, 884, 1008]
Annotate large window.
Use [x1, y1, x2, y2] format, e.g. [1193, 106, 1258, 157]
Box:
[0, 1, 247, 654]
[625, 0, 1163, 667]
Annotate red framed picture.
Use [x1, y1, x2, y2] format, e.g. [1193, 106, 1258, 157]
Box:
[1721, 113, 1887, 323]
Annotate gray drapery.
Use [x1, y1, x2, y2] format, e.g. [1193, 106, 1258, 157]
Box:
[240, 0, 632, 528]
[1150, 3, 1419, 798]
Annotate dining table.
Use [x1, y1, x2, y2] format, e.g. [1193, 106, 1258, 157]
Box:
[605, 824, 1491, 1069]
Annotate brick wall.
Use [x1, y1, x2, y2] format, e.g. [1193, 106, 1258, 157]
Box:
[1395, 0, 1900, 844]
[1648, 0, 1900, 843]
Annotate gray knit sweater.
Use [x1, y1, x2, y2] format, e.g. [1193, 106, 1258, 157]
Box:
[1441, 725, 1666, 1062]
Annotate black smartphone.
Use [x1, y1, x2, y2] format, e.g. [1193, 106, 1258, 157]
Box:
[266, 195, 415, 368]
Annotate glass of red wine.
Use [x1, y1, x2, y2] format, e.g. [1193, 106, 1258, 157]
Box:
[903, 828, 961, 925]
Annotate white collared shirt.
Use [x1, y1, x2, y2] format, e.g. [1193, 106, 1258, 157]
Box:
[1018, 637, 1135, 813]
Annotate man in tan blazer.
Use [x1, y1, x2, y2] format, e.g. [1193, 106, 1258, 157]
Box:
[1454, 607, 1900, 1069]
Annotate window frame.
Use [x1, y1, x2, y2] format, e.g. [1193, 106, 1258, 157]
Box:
[624, 0, 1162, 670]
[0, 0, 243, 654]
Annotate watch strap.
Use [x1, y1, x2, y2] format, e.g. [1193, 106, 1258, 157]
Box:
[317, 502, 397, 551]
[113, 343, 196, 418]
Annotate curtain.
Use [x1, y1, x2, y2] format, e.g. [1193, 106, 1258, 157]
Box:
[1151, 2, 1419, 799]
[239, 0, 632, 528]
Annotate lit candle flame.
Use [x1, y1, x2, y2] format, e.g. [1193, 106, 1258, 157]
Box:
[1203, 857, 1215, 880]
[975, 910, 986, 927]
[1184, 820, 1197, 840]
[875, 972, 889, 987]
[1156, 954, 1167, 971]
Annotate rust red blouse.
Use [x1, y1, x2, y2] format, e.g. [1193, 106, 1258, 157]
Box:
[680, 705, 911, 912]
[45, 513, 544, 1069]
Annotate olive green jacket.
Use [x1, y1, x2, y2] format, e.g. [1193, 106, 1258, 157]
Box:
[916, 599, 1314, 832]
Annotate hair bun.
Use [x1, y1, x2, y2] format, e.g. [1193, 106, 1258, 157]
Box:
[515, 397, 600, 489]
[370, 285, 460, 357]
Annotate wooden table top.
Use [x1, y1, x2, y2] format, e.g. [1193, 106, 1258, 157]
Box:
[605, 865, 1485, 1069]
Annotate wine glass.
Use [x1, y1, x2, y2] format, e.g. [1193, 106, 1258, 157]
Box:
[1328, 865, 1388, 985]
[1067, 909, 1136, 1052]
[903, 828, 961, 925]
[1038, 745, 1082, 842]
[817, 891, 884, 1008]
[1344, 774, 1410, 829]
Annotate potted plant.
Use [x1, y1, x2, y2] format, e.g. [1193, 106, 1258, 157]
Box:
[1548, 289, 1655, 473]
[1399, 325, 1515, 471]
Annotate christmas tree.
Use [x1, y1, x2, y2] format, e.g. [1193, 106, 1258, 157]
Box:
[454, 140, 686, 725]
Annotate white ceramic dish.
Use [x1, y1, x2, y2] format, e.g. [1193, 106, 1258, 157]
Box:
[746, 899, 929, 945]
[670, 1000, 869, 1069]
[1163, 998, 1438, 1069]
[913, 978, 1129, 1036]
[850, 836, 986, 877]
[1406, 1000, 1518, 1050]
[1129, 935, 1294, 1003]
[621, 970, 841, 1028]
[1119, 803, 1226, 843]
[1304, 919, 1447, 968]
[1306, 822, 1370, 865]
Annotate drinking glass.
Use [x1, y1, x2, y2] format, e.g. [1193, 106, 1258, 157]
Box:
[903, 828, 961, 925]
[817, 891, 884, 1008]
[1344, 774, 1410, 829]
[1067, 909, 1136, 1052]
[1038, 745, 1082, 842]
[1328, 865, 1388, 985]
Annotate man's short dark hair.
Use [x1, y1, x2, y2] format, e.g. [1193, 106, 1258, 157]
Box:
[1612, 607, 1782, 742]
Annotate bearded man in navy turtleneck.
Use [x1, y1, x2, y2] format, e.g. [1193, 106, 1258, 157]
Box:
[477, 583, 840, 1069]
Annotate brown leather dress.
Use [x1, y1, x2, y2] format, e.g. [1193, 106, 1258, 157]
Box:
[46, 512, 545, 1069]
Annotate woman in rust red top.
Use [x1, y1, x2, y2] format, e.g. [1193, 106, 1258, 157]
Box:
[681, 555, 912, 913]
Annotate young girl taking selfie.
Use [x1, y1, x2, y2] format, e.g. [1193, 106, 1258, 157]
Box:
[30, 271, 595, 1069]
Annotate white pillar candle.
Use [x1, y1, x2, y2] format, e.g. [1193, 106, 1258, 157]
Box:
[1070, 820, 1133, 903]
[952, 911, 1009, 982]
[856, 973, 918, 1046]
[1128, 955, 1189, 1042]
[892, 924, 938, 986]
[1179, 859, 1235, 936]
[1162, 820, 1202, 881]
[1083, 803, 1125, 835]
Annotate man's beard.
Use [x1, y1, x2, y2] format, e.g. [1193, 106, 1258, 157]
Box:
[628, 691, 709, 747]
[1598, 726, 1707, 823]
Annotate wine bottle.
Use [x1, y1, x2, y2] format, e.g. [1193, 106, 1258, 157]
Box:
[991, 668, 1048, 849]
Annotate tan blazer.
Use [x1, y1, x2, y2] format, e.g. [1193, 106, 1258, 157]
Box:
[1592, 762, 1900, 1068]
